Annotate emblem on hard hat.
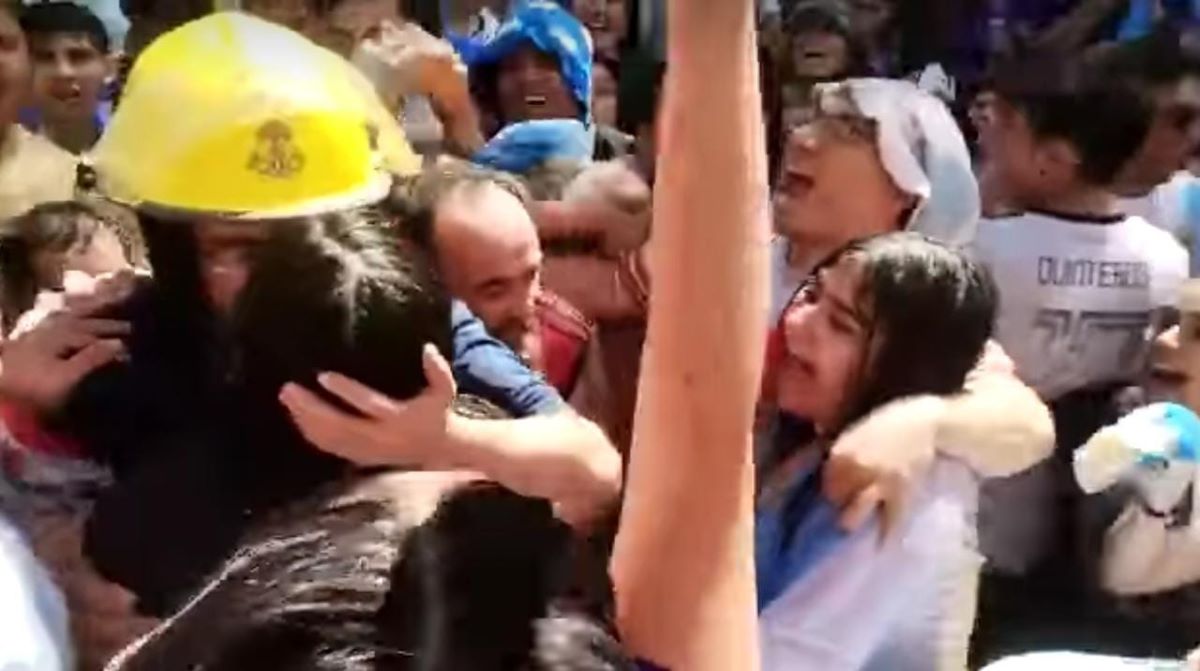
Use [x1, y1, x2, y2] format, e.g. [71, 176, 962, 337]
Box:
[247, 120, 305, 178]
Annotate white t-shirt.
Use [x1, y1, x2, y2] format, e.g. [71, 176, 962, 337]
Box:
[760, 459, 982, 671]
[1120, 172, 1200, 276]
[973, 211, 1188, 401]
[973, 211, 1187, 573]
[1118, 172, 1198, 239]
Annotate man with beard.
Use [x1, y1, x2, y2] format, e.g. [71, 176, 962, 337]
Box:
[393, 161, 595, 396]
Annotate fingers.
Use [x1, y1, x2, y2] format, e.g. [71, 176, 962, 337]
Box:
[316, 372, 398, 420]
[837, 483, 884, 535]
[38, 317, 130, 357]
[280, 382, 369, 456]
[422, 344, 457, 398]
[877, 486, 909, 543]
[60, 339, 127, 386]
[821, 458, 867, 510]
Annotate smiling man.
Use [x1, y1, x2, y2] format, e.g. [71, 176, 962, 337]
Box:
[20, 2, 114, 155]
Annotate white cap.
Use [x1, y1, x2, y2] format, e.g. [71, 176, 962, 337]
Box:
[812, 78, 980, 247]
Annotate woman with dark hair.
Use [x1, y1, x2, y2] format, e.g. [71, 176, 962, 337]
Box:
[758, 232, 998, 670]
[105, 472, 636, 671]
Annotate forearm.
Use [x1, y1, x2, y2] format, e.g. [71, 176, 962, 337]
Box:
[937, 370, 1055, 478]
[436, 412, 622, 525]
[541, 255, 647, 322]
[1101, 504, 1200, 596]
[531, 201, 607, 241]
[610, 0, 768, 667]
[432, 93, 485, 158]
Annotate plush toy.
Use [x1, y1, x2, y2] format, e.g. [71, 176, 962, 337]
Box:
[1075, 403, 1200, 517]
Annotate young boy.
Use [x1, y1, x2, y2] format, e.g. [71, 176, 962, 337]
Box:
[19, 2, 114, 154]
[975, 54, 1188, 407]
[0, 1, 75, 221]
[971, 51, 1191, 659]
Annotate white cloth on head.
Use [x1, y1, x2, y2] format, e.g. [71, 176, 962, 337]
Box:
[815, 79, 981, 247]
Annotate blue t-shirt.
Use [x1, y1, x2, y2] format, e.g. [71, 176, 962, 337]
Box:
[451, 301, 565, 417]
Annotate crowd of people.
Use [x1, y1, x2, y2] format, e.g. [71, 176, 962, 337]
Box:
[0, 0, 1199, 670]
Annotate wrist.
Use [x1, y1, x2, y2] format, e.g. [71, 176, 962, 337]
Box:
[438, 411, 473, 469]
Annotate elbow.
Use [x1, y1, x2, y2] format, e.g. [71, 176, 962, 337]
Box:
[973, 377, 1057, 478]
[548, 414, 624, 527]
[573, 414, 625, 504]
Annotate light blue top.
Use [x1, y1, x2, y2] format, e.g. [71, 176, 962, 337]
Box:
[0, 514, 72, 671]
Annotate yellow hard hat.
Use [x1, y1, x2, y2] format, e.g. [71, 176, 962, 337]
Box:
[91, 12, 421, 220]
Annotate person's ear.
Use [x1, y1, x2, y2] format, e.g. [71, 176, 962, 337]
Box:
[103, 52, 119, 85]
[1040, 139, 1081, 180]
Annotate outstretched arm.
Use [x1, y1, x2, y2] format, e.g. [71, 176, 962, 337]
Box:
[609, 0, 769, 667]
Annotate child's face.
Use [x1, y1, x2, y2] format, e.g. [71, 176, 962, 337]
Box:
[29, 32, 110, 123]
[32, 227, 128, 291]
[777, 257, 872, 433]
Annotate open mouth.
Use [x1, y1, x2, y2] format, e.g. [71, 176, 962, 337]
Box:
[779, 352, 817, 384]
[779, 170, 815, 198]
[49, 82, 84, 105]
[524, 94, 548, 111]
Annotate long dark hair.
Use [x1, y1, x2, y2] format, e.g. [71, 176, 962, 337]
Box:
[108, 474, 634, 671]
[794, 232, 997, 435]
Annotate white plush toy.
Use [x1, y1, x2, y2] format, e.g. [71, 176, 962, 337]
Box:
[1075, 403, 1200, 517]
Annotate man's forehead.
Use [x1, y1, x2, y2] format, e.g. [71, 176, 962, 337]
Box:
[433, 187, 540, 260]
[29, 32, 99, 51]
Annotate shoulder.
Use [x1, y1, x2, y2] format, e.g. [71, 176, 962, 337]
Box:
[10, 129, 76, 179]
[972, 213, 1038, 258]
[1122, 216, 1189, 268]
